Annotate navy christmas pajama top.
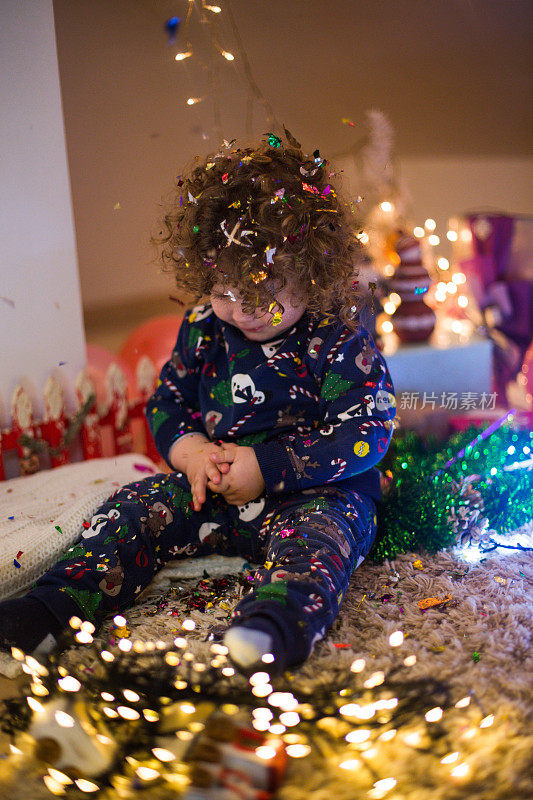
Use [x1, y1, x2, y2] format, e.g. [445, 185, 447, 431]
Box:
[28, 303, 396, 667]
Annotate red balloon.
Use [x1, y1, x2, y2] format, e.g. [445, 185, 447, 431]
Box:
[119, 315, 184, 377]
[86, 344, 138, 406]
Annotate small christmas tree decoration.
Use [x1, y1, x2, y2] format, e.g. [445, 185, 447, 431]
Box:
[387, 233, 437, 343]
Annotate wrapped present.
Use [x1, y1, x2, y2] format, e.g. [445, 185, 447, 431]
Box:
[452, 212, 533, 399]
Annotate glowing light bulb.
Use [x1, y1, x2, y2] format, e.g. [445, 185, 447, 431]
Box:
[446, 230, 458, 241]
[117, 706, 140, 720]
[55, 710, 75, 727]
[255, 745, 277, 760]
[75, 631, 93, 644]
[261, 653, 275, 663]
[279, 711, 300, 726]
[380, 201, 393, 212]
[221, 51, 234, 60]
[123, 689, 140, 702]
[450, 763, 470, 778]
[384, 301, 396, 315]
[152, 748, 176, 762]
[100, 650, 114, 662]
[404, 654, 417, 666]
[370, 777, 397, 797]
[458, 295, 468, 307]
[187, 97, 201, 105]
[479, 714, 495, 727]
[413, 227, 425, 238]
[43, 775, 65, 795]
[175, 51, 192, 61]
[350, 658, 365, 672]
[252, 707, 273, 720]
[118, 638, 132, 652]
[269, 723, 286, 734]
[58, 676, 81, 692]
[182, 619, 195, 631]
[74, 779, 99, 792]
[27, 696, 45, 713]
[205, 4, 222, 11]
[428, 234, 440, 246]
[363, 671, 385, 688]
[389, 631, 404, 647]
[252, 683, 273, 697]
[382, 320, 394, 333]
[286, 744, 310, 757]
[250, 672, 270, 686]
[113, 615, 127, 627]
[135, 767, 160, 781]
[438, 257, 450, 270]
[340, 758, 362, 769]
[441, 751, 459, 764]
[48, 769, 72, 785]
[425, 707, 443, 722]
[460, 229, 472, 242]
[346, 729, 371, 743]
[425, 218, 436, 231]
[79, 621, 95, 634]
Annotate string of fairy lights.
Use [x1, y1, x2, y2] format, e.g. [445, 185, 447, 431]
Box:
[1, 612, 500, 798]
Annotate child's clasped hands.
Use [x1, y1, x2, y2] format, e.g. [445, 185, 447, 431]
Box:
[186, 440, 266, 511]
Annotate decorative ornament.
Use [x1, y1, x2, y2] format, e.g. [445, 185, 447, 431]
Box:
[387, 232, 436, 343]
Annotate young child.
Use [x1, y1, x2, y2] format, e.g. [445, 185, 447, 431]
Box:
[0, 131, 396, 675]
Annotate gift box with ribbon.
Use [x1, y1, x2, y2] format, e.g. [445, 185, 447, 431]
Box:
[452, 212, 533, 400]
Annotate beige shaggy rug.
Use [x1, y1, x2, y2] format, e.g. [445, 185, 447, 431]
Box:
[1, 522, 532, 800]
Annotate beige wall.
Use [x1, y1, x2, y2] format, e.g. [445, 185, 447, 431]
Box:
[48, 0, 532, 343]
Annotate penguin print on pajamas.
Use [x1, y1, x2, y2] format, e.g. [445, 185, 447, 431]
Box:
[82, 509, 121, 539]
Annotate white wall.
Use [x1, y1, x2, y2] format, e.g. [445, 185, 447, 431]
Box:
[0, 0, 86, 427]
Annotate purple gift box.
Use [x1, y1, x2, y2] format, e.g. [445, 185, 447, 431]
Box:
[453, 212, 533, 398]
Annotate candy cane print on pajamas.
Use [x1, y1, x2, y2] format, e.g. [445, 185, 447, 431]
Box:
[329, 458, 347, 481]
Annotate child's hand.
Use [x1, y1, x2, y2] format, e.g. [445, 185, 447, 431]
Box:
[207, 444, 266, 506]
[185, 441, 232, 512]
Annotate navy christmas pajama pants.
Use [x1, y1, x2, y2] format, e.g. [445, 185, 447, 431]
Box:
[28, 471, 377, 666]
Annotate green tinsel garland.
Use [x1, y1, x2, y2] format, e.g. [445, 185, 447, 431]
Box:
[371, 423, 533, 563]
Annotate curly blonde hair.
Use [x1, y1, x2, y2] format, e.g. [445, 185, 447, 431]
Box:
[153, 130, 367, 331]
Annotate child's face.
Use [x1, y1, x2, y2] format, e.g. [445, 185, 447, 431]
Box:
[210, 279, 307, 341]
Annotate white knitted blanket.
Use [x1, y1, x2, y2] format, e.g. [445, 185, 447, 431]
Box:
[0, 454, 161, 600]
[0, 454, 246, 676]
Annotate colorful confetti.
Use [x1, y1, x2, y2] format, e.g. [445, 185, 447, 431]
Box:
[264, 132, 282, 148]
[418, 595, 452, 610]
